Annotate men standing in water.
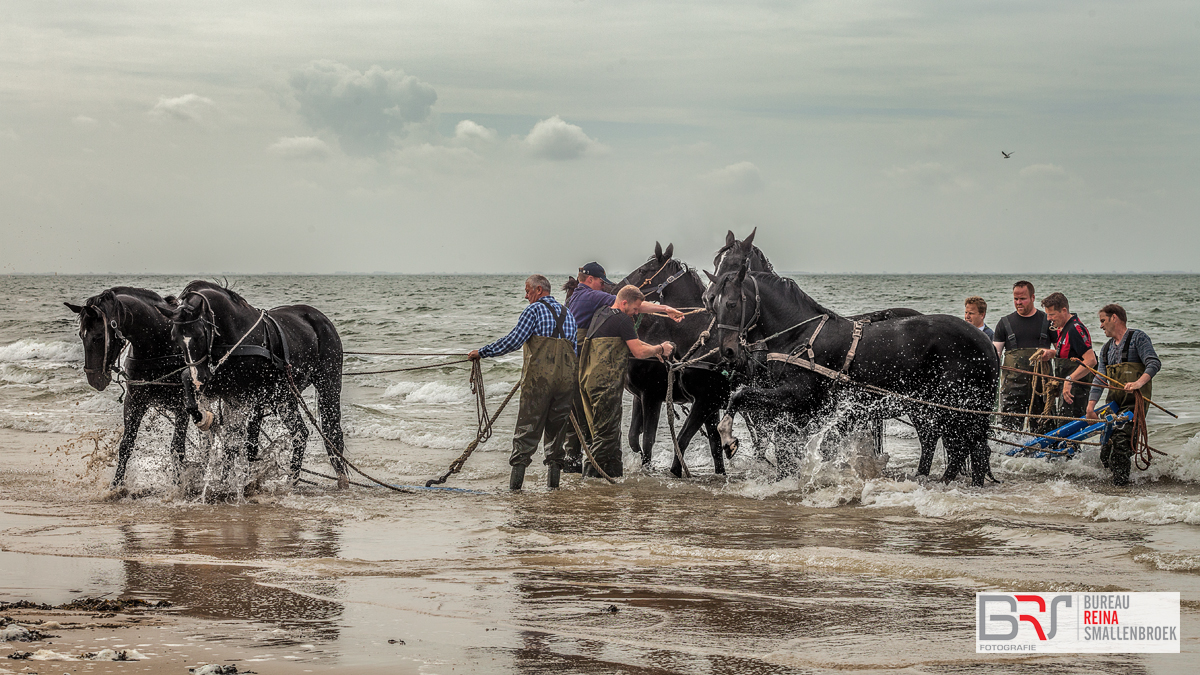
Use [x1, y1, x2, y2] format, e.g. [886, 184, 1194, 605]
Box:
[1087, 304, 1161, 486]
[1037, 292, 1096, 420]
[964, 296, 993, 340]
[992, 280, 1054, 432]
[562, 262, 683, 473]
[578, 285, 675, 479]
[469, 275, 577, 491]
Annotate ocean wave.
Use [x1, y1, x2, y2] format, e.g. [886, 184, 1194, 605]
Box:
[383, 380, 469, 404]
[343, 419, 472, 449]
[0, 364, 51, 384]
[0, 339, 82, 364]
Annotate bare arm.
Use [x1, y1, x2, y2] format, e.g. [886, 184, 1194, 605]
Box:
[626, 339, 675, 360]
[637, 301, 684, 322]
[993, 341, 1004, 357]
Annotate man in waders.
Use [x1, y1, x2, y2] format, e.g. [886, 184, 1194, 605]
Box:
[1086, 304, 1160, 486]
[992, 280, 1053, 433]
[562, 262, 684, 473]
[578, 285, 675, 479]
[1036, 292, 1096, 421]
[469, 275, 577, 491]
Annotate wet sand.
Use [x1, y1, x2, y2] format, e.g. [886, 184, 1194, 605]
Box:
[3, 427, 1199, 673]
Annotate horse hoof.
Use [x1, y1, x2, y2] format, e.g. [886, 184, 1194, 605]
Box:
[723, 439, 738, 459]
[337, 474, 350, 490]
[195, 410, 215, 431]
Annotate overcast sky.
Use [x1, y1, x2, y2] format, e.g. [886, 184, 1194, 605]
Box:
[2, 1, 1197, 275]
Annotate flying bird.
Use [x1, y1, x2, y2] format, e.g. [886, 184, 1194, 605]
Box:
[1001, 151, 1013, 158]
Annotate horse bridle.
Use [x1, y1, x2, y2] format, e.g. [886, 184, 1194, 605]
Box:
[714, 273, 761, 358]
[81, 301, 128, 376]
[173, 293, 220, 371]
[640, 259, 689, 299]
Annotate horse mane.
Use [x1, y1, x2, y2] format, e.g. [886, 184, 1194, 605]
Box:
[181, 280, 253, 309]
[758, 272, 839, 319]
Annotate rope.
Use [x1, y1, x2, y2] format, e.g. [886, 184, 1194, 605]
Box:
[567, 412, 617, 484]
[344, 359, 472, 376]
[988, 424, 1101, 447]
[345, 351, 466, 356]
[425, 376, 522, 487]
[283, 366, 421, 494]
[664, 366, 692, 478]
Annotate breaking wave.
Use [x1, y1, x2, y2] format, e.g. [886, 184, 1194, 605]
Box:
[0, 339, 81, 364]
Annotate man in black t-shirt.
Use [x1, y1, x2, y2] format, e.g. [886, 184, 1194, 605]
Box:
[577, 285, 675, 478]
[1037, 292, 1096, 420]
[992, 280, 1053, 432]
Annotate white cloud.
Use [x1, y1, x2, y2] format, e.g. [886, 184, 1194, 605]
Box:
[288, 60, 437, 156]
[72, 115, 99, 129]
[149, 94, 215, 123]
[885, 162, 974, 191]
[267, 136, 332, 161]
[454, 120, 496, 143]
[524, 116, 605, 160]
[702, 161, 765, 193]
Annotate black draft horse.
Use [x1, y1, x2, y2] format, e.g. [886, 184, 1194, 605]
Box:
[617, 243, 732, 476]
[159, 281, 349, 488]
[66, 288, 191, 487]
[705, 264, 999, 486]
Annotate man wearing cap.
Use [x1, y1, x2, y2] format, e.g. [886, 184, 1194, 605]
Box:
[561, 262, 684, 473]
[468, 274, 577, 491]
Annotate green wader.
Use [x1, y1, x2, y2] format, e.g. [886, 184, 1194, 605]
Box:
[1050, 357, 1093, 421]
[999, 348, 1048, 432]
[509, 302, 577, 469]
[578, 309, 631, 478]
[561, 331, 589, 471]
[1099, 338, 1151, 486]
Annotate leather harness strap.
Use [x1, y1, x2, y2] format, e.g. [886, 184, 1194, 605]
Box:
[766, 318, 868, 384]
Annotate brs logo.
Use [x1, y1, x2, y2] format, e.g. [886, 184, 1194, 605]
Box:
[978, 594, 1072, 641]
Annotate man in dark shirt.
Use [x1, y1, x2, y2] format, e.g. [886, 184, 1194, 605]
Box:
[992, 280, 1053, 432]
[1036, 292, 1096, 420]
[1087, 304, 1161, 486]
[578, 285, 675, 479]
[562, 262, 683, 473]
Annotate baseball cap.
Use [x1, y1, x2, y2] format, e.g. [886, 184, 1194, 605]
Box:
[579, 262, 612, 284]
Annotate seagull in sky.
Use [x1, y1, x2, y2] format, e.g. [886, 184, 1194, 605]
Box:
[1001, 151, 1013, 158]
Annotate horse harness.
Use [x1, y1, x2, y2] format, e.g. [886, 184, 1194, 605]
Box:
[763, 317, 868, 385]
[82, 303, 127, 376]
[639, 261, 689, 299]
[176, 293, 291, 379]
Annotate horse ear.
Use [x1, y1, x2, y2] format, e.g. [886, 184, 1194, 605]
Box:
[155, 305, 174, 320]
[704, 269, 718, 284]
[743, 227, 756, 248]
[663, 243, 673, 260]
[725, 230, 735, 247]
[654, 241, 663, 261]
[164, 295, 177, 305]
[65, 302, 83, 314]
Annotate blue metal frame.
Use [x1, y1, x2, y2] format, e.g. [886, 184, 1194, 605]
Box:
[1003, 401, 1131, 460]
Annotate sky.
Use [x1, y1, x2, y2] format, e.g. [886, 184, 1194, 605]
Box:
[2, 1, 1197, 275]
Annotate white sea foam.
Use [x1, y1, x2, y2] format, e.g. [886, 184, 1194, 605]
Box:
[0, 364, 50, 384]
[383, 380, 469, 404]
[343, 419, 471, 448]
[0, 339, 81, 363]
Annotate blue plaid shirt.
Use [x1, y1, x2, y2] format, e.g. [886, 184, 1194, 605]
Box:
[479, 296, 577, 357]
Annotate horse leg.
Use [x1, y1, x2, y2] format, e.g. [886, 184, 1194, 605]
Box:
[168, 399, 190, 480]
[627, 395, 646, 465]
[701, 413, 725, 475]
[641, 396, 663, 469]
[911, 412, 942, 477]
[245, 403, 264, 463]
[113, 391, 150, 488]
[281, 400, 310, 486]
[315, 379, 349, 489]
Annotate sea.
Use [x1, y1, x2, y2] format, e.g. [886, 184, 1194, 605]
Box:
[1, 273, 1198, 672]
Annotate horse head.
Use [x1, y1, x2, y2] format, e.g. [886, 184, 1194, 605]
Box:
[158, 291, 218, 392]
[618, 241, 682, 299]
[704, 262, 757, 363]
[65, 291, 127, 391]
[712, 228, 776, 279]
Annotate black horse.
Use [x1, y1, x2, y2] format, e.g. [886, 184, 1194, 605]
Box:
[617, 243, 732, 476]
[66, 288, 191, 487]
[159, 281, 349, 488]
[705, 265, 998, 486]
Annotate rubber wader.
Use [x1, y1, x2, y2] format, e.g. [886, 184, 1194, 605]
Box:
[1050, 357, 1093, 420]
[1099, 337, 1151, 486]
[999, 348, 1046, 432]
[578, 308, 632, 478]
[508, 299, 576, 490]
[561, 331, 589, 473]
